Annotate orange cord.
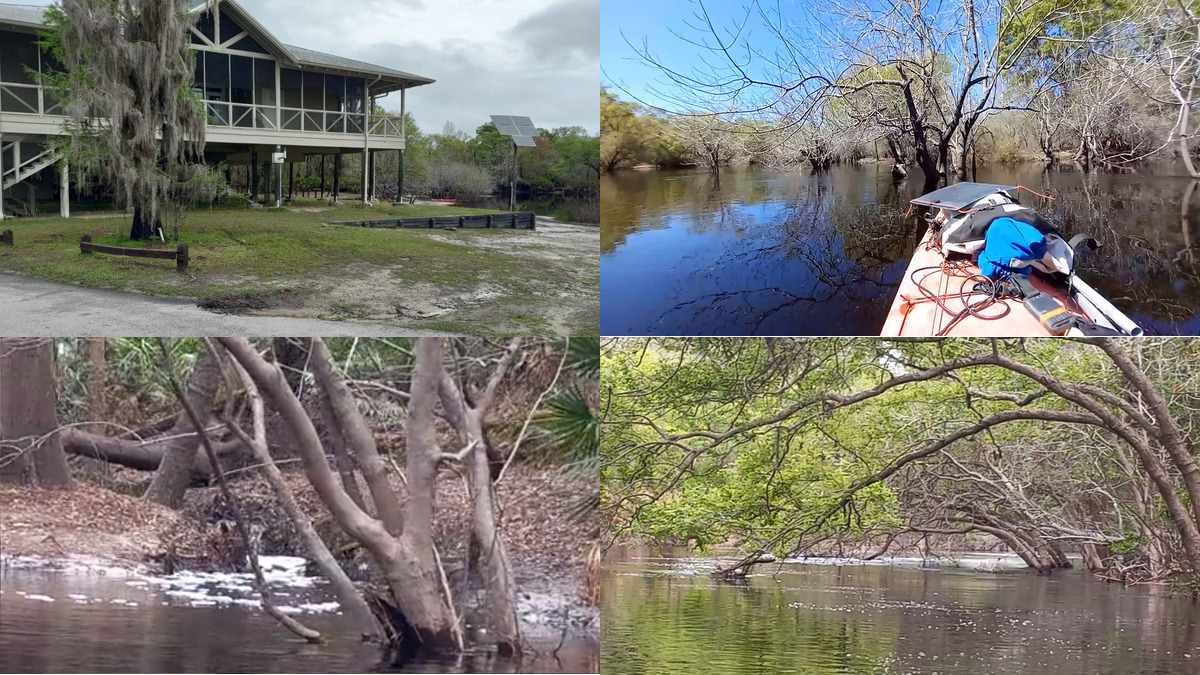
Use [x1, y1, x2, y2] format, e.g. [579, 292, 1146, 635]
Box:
[1015, 185, 1055, 201]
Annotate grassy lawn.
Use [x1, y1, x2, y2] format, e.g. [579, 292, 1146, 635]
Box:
[0, 201, 599, 335]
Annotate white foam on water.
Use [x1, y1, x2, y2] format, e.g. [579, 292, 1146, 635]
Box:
[25, 594, 54, 602]
[5, 552, 336, 615]
[297, 601, 339, 613]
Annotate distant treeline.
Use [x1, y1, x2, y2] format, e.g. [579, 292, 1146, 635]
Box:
[602, 0, 1200, 182]
[245, 109, 600, 200]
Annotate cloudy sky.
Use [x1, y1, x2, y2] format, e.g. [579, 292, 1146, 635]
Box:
[26, 0, 599, 136]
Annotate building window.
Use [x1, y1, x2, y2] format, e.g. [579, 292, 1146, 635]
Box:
[203, 51, 229, 103]
[302, 71, 322, 110]
[194, 12, 215, 43]
[346, 77, 364, 114]
[323, 74, 344, 111]
[230, 55, 252, 104]
[230, 35, 269, 54]
[0, 30, 38, 85]
[280, 68, 302, 108]
[192, 50, 204, 95]
[218, 9, 243, 45]
[254, 58, 274, 106]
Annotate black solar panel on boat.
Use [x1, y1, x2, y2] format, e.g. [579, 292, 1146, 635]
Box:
[911, 182, 1018, 209]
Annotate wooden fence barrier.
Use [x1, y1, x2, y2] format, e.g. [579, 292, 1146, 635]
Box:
[330, 211, 536, 230]
[81, 235, 189, 272]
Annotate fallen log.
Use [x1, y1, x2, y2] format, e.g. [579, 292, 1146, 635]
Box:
[63, 429, 248, 475]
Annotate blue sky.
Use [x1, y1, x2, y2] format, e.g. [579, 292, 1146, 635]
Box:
[602, 0, 768, 111]
[600, 0, 825, 112]
[603, 0, 1010, 116]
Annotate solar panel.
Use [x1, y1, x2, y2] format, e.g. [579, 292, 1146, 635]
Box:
[511, 116, 537, 136]
[490, 114, 538, 143]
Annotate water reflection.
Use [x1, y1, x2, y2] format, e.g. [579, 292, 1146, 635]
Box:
[602, 553, 1200, 675]
[601, 164, 1200, 335]
[0, 573, 597, 674]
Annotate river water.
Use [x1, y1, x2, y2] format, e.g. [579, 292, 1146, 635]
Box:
[0, 565, 597, 673]
[600, 164, 1200, 335]
[602, 552, 1200, 675]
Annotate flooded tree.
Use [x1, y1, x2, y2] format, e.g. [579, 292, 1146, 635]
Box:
[40, 0, 209, 240]
[219, 337, 523, 655]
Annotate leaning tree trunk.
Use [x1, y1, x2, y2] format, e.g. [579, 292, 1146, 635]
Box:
[436, 338, 523, 655]
[0, 338, 73, 488]
[218, 337, 463, 652]
[144, 344, 224, 507]
[271, 337, 368, 511]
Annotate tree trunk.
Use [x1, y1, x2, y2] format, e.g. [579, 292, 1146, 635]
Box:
[84, 338, 107, 429]
[434, 338, 523, 654]
[1091, 339, 1200, 532]
[0, 338, 73, 488]
[1178, 78, 1198, 178]
[130, 205, 161, 241]
[270, 338, 369, 512]
[218, 337, 462, 652]
[310, 340, 405, 537]
[144, 344, 224, 507]
[464, 406, 522, 655]
[224, 354, 381, 642]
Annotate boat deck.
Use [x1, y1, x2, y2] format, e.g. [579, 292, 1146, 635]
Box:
[881, 229, 1086, 336]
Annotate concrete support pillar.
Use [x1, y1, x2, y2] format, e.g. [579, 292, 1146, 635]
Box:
[397, 148, 404, 203]
[0, 133, 5, 222]
[274, 144, 282, 208]
[59, 159, 69, 218]
[320, 155, 326, 198]
[369, 149, 376, 202]
[250, 146, 259, 202]
[333, 153, 341, 201]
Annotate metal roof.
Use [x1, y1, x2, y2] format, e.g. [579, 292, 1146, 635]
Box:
[282, 43, 434, 89]
[0, 3, 47, 29]
[0, 0, 433, 92]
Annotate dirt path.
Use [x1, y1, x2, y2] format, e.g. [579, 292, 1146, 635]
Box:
[282, 218, 600, 335]
[0, 273, 448, 337]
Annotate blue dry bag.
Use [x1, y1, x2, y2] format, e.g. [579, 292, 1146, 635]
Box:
[976, 217, 1047, 279]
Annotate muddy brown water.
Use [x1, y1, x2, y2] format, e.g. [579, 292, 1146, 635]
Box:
[602, 552, 1200, 674]
[601, 163, 1200, 335]
[0, 572, 597, 673]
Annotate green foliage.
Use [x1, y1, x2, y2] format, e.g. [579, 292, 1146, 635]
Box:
[401, 116, 599, 195]
[566, 336, 600, 376]
[540, 390, 598, 466]
[601, 88, 691, 170]
[603, 338, 1198, 578]
[110, 338, 201, 406]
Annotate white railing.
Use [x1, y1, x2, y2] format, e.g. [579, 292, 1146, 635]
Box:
[368, 115, 403, 138]
[0, 83, 63, 116]
[4, 85, 399, 139]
